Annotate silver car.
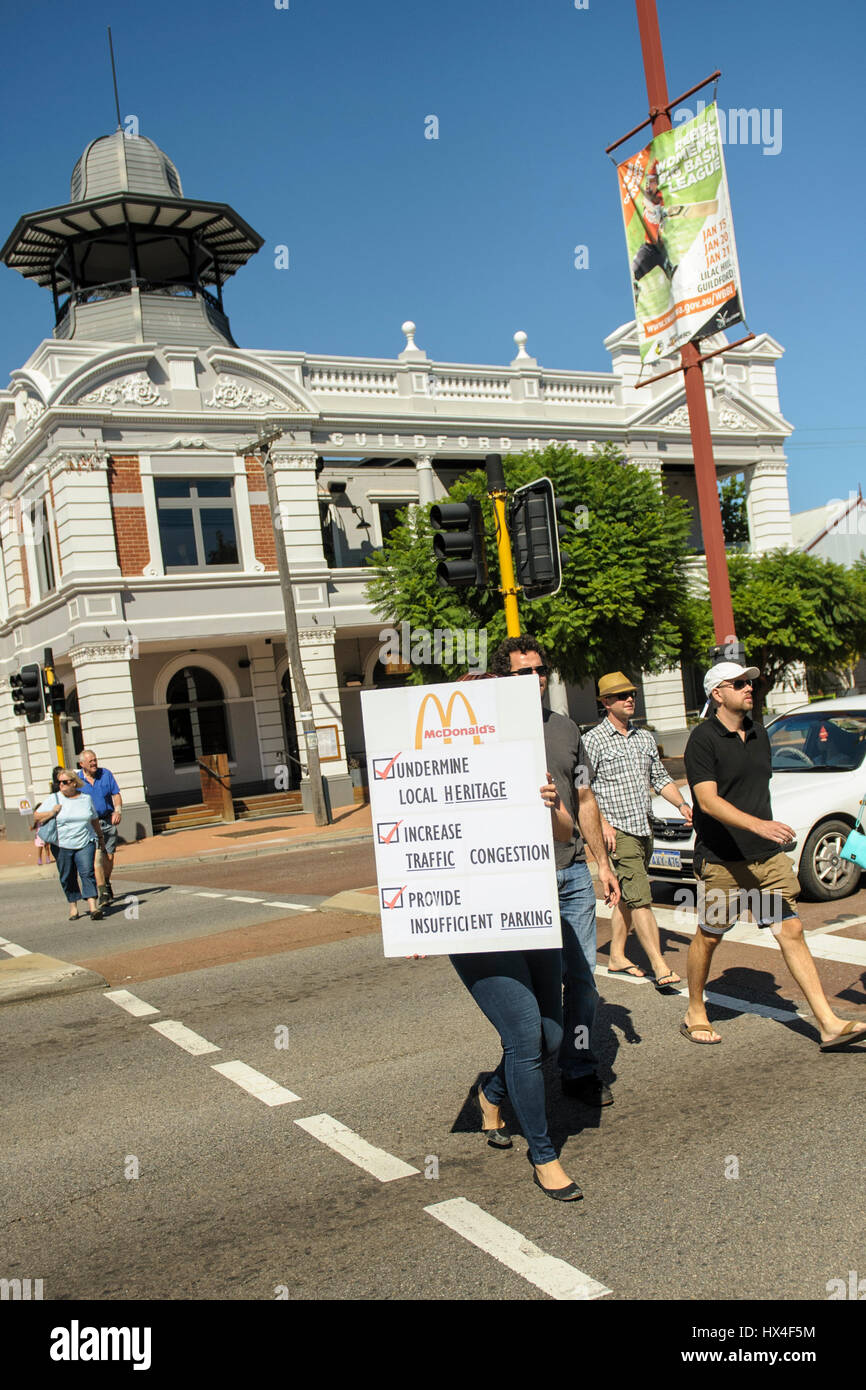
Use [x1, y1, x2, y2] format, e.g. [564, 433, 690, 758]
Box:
[649, 694, 866, 901]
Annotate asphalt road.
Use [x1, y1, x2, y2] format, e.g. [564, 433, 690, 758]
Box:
[2, 840, 866, 1313]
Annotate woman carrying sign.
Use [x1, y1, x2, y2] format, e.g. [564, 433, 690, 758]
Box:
[450, 674, 582, 1201]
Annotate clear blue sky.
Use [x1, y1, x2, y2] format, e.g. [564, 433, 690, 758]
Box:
[1, 0, 863, 512]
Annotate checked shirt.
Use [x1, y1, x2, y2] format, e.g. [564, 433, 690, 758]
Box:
[581, 717, 673, 838]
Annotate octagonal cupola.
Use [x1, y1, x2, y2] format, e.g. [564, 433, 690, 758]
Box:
[1, 131, 263, 347]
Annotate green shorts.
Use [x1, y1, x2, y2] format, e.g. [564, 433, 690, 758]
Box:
[610, 830, 654, 910]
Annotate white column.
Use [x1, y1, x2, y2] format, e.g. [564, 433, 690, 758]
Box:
[248, 641, 284, 785]
[297, 628, 348, 778]
[746, 459, 793, 553]
[271, 451, 327, 573]
[414, 454, 435, 505]
[1, 500, 29, 611]
[69, 641, 151, 836]
[764, 664, 808, 717]
[641, 667, 688, 733]
[547, 669, 570, 716]
[0, 679, 31, 835]
[48, 451, 121, 578]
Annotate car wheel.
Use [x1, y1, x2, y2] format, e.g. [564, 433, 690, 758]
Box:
[798, 819, 862, 901]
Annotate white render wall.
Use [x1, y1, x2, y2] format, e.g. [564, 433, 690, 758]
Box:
[641, 667, 688, 734]
[746, 459, 794, 553]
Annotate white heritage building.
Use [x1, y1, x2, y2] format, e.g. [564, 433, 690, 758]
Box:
[0, 131, 797, 839]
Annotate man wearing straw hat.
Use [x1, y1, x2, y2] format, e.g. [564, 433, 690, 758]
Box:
[583, 671, 690, 989]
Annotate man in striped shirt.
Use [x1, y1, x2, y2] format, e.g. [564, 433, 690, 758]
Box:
[582, 671, 691, 988]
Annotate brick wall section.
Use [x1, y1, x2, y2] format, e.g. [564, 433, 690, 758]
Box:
[108, 454, 150, 576]
[246, 457, 277, 569]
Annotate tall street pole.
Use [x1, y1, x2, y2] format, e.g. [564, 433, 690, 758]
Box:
[635, 0, 738, 654]
[239, 428, 331, 827]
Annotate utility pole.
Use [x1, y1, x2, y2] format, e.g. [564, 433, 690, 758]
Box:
[238, 427, 331, 827]
[609, 0, 747, 659]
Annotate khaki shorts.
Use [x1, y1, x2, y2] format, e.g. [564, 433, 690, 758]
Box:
[695, 853, 801, 936]
[611, 831, 654, 910]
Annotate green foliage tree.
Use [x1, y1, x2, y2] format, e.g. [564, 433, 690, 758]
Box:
[722, 549, 866, 717]
[365, 445, 702, 686]
[719, 474, 749, 547]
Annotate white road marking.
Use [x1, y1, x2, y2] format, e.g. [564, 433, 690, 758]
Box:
[294, 1113, 419, 1182]
[194, 891, 225, 899]
[0, 939, 31, 957]
[425, 1198, 611, 1301]
[704, 990, 802, 1023]
[228, 896, 264, 903]
[263, 901, 316, 912]
[149, 1020, 221, 1055]
[211, 1060, 300, 1105]
[104, 989, 160, 1017]
[596, 900, 866, 967]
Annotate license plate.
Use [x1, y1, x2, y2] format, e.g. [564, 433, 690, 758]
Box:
[650, 849, 682, 871]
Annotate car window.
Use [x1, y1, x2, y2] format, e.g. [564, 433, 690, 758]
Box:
[769, 712, 866, 771]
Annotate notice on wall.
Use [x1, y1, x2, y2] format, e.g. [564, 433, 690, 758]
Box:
[361, 678, 562, 957]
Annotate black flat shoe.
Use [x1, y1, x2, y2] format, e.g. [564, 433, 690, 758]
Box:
[471, 1081, 513, 1148]
[533, 1171, 583, 1202]
[90, 908, 104, 920]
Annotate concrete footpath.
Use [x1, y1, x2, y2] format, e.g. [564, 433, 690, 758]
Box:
[0, 803, 374, 1005]
[0, 802, 373, 883]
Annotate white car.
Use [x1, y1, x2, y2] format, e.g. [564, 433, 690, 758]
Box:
[649, 694, 866, 901]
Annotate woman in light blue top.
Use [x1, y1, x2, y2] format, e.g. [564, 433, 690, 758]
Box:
[34, 772, 107, 921]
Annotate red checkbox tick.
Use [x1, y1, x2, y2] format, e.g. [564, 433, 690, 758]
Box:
[374, 753, 401, 779]
[380, 821, 402, 844]
[383, 886, 406, 910]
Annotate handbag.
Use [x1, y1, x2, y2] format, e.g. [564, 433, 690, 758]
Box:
[38, 794, 61, 846]
[840, 796, 866, 870]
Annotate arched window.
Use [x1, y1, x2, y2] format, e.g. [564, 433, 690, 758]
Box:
[167, 666, 230, 767]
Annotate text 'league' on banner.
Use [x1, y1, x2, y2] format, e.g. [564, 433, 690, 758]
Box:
[361, 679, 562, 958]
[617, 101, 745, 364]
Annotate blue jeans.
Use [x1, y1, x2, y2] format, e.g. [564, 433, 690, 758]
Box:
[450, 950, 563, 1165]
[55, 843, 97, 903]
[556, 860, 600, 1080]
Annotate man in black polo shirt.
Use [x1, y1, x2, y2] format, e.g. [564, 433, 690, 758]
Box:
[682, 661, 866, 1051]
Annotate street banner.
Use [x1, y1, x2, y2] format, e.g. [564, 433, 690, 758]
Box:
[361, 678, 561, 957]
[617, 101, 745, 363]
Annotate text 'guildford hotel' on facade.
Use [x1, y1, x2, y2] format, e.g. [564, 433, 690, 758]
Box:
[0, 130, 798, 838]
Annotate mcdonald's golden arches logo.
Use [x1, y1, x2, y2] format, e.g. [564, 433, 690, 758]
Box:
[414, 690, 496, 749]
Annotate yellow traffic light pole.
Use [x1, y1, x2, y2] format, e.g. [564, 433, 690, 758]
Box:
[42, 656, 65, 769]
[485, 455, 521, 637]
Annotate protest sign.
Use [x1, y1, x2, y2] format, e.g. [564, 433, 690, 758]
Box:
[361, 677, 562, 957]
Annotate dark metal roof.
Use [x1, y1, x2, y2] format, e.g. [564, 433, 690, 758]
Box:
[1, 195, 264, 292]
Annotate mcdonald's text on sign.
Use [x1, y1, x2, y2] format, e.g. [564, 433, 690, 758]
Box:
[361, 679, 562, 957]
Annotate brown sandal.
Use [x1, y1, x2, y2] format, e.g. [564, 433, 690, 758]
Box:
[679, 1021, 721, 1044]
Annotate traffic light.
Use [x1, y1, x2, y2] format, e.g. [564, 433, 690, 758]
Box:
[430, 498, 488, 589]
[45, 677, 66, 716]
[10, 663, 44, 722]
[509, 477, 569, 600]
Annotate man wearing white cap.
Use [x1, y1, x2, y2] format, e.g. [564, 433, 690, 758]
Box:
[681, 661, 866, 1050]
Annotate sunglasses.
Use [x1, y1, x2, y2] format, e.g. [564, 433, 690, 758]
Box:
[58, 779, 75, 785]
[605, 691, 635, 700]
[510, 665, 548, 677]
[720, 678, 753, 691]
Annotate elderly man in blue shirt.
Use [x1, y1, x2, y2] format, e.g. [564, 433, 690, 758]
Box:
[76, 749, 122, 905]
